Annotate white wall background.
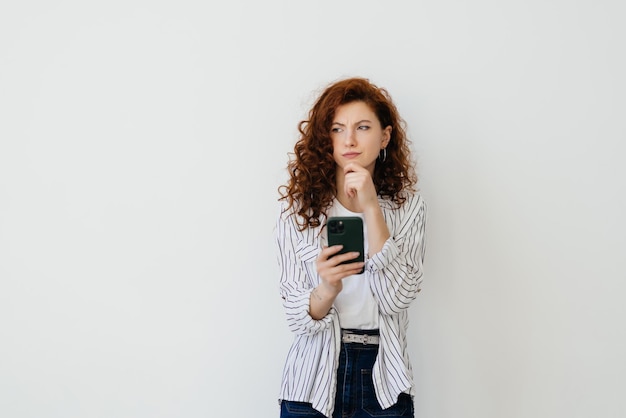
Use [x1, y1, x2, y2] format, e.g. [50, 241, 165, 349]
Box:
[1, 1, 624, 417]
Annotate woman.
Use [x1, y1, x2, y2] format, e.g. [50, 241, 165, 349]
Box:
[275, 77, 426, 418]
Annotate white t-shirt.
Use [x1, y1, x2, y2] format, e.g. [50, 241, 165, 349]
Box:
[328, 199, 379, 330]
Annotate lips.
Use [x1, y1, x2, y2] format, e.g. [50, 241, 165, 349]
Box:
[342, 152, 361, 159]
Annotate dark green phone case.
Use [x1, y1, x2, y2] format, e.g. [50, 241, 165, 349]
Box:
[327, 216, 365, 274]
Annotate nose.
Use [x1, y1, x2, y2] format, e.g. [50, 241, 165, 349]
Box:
[344, 128, 356, 147]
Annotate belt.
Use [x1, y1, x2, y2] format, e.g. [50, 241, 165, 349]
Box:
[341, 330, 380, 345]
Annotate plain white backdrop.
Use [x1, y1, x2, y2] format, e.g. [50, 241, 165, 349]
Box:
[1, 1, 625, 417]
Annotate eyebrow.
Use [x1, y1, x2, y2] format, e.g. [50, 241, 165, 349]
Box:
[331, 120, 373, 126]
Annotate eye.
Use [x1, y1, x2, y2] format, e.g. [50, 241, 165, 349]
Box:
[331, 127, 343, 133]
[357, 125, 370, 130]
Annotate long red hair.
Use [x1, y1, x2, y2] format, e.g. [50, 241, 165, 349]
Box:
[279, 77, 417, 230]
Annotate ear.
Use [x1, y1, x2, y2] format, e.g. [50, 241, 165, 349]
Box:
[381, 126, 392, 149]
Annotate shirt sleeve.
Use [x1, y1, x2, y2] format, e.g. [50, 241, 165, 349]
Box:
[366, 194, 427, 315]
[275, 204, 335, 335]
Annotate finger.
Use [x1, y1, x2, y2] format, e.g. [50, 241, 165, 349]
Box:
[319, 251, 360, 270]
[318, 252, 361, 275]
[332, 262, 366, 277]
[329, 251, 361, 265]
[319, 245, 344, 260]
[344, 174, 365, 196]
[323, 263, 364, 279]
[344, 162, 365, 174]
[344, 171, 362, 185]
[344, 180, 358, 198]
[321, 261, 366, 284]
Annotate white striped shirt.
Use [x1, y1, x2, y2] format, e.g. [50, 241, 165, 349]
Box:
[275, 192, 427, 418]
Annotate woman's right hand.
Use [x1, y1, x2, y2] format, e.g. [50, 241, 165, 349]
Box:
[309, 245, 364, 319]
[315, 245, 364, 296]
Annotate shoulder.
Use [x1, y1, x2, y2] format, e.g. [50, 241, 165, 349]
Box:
[277, 199, 295, 222]
[378, 191, 425, 214]
[276, 199, 325, 236]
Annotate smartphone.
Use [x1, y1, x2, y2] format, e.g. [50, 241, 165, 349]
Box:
[327, 216, 365, 274]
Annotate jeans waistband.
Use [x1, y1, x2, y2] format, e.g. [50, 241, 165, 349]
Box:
[341, 329, 380, 345]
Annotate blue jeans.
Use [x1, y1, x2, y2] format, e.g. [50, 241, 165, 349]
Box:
[281, 331, 414, 418]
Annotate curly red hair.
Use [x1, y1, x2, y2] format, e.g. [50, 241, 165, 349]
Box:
[279, 77, 417, 230]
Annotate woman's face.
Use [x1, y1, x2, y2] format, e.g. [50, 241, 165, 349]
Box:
[330, 101, 391, 175]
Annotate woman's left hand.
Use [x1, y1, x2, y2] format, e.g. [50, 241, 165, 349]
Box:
[343, 163, 379, 211]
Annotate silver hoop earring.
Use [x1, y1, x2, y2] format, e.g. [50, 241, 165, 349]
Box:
[379, 148, 387, 162]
